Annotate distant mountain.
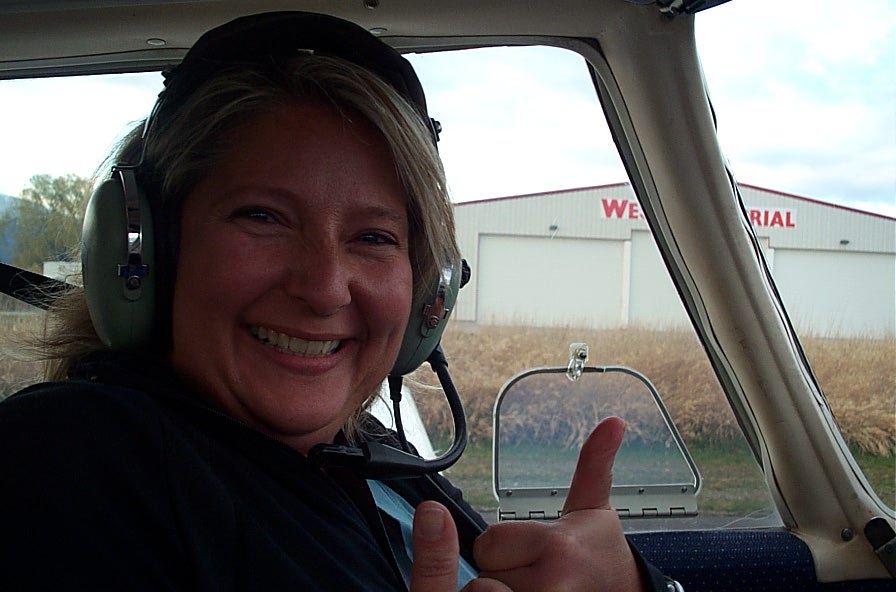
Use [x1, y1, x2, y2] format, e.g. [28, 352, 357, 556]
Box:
[0, 193, 17, 212]
[0, 193, 20, 264]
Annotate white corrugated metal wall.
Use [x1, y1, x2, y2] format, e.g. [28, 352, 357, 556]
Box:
[476, 234, 624, 327]
[452, 184, 896, 338]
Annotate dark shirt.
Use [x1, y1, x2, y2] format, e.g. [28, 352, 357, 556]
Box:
[0, 352, 668, 591]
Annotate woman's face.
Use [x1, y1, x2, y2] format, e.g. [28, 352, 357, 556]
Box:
[169, 103, 413, 454]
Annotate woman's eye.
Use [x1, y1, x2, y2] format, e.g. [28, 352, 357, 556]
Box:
[359, 231, 397, 245]
[232, 207, 277, 224]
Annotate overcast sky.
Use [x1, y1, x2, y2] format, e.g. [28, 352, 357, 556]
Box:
[697, 0, 895, 216]
[0, 0, 893, 217]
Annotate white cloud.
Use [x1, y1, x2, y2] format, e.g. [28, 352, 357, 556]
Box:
[696, 0, 895, 215]
[0, 2, 892, 218]
[410, 46, 626, 201]
[0, 73, 160, 195]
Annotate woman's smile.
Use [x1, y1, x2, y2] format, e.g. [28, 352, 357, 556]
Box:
[250, 325, 341, 358]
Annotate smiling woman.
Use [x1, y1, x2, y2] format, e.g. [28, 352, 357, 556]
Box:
[170, 102, 414, 454]
[0, 9, 678, 592]
[0, 2, 893, 590]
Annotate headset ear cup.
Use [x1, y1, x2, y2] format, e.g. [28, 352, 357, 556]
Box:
[391, 256, 462, 376]
[81, 172, 155, 349]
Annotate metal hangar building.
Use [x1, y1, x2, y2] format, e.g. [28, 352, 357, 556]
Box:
[452, 183, 896, 339]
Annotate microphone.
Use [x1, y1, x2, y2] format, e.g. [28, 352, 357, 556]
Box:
[309, 344, 467, 479]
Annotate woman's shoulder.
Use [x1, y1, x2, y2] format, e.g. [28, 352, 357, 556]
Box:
[1, 375, 165, 431]
[1, 350, 184, 429]
[0, 373, 204, 587]
[0, 371, 179, 490]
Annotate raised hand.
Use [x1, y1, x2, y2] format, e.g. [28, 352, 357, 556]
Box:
[410, 501, 512, 592]
[409, 502, 460, 591]
[469, 416, 644, 592]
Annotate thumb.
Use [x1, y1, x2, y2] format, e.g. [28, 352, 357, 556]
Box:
[409, 501, 459, 592]
[562, 416, 626, 514]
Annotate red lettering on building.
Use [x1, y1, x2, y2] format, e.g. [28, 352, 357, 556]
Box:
[601, 199, 644, 220]
[748, 208, 796, 228]
[601, 200, 795, 228]
[601, 198, 628, 218]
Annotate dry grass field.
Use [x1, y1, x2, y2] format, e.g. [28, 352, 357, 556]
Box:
[6, 311, 890, 454]
[407, 323, 895, 513]
[3, 312, 893, 512]
[0, 313, 46, 398]
[409, 323, 896, 456]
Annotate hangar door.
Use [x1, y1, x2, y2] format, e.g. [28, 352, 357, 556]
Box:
[628, 230, 690, 329]
[772, 249, 895, 338]
[476, 234, 624, 327]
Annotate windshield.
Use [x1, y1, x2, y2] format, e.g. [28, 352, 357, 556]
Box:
[0, 0, 892, 524]
[695, 0, 895, 510]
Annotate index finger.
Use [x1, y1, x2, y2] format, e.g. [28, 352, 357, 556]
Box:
[562, 416, 626, 514]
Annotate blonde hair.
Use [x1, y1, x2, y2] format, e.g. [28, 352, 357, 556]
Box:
[36, 55, 459, 442]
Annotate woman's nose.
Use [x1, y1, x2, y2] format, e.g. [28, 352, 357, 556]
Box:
[283, 246, 352, 316]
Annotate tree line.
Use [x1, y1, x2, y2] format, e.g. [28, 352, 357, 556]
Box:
[0, 174, 91, 274]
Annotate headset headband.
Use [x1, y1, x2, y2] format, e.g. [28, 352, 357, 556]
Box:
[157, 11, 436, 143]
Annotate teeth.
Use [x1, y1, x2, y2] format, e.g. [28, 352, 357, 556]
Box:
[251, 326, 340, 357]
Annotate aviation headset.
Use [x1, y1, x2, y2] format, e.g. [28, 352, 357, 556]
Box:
[81, 11, 469, 478]
[81, 11, 462, 377]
